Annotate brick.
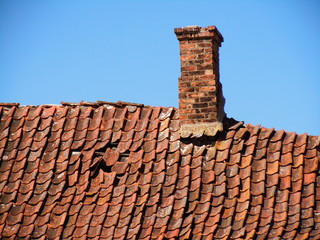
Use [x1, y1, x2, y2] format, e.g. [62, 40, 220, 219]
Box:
[199, 107, 216, 113]
[204, 69, 214, 75]
[180, 109, 194, 114]
[194, 74, 212, 80]
[200, 86, 216, 92]
[180, 54, 197, 61]
[184, 60, 206, 66]
[181, 66, 197, 72]
[187, 113, 206, 119]
[179, 98, 196, 104]
[181, 70, 206, 77]
[190, 81, 209, 87]
[197, 54, 212, 60]
[180, 43, 196, 50]
[197, 42, 213, 48]
[188, 48, 209, 54]
[199, 97, 214, 102]
[188, 92, 206, 98]
[197, 64, 214, 70]
[179, 87, 195, 93]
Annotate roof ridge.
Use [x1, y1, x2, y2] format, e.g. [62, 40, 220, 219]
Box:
[0, 100, 149, 108]
[0, 102, 20, 106]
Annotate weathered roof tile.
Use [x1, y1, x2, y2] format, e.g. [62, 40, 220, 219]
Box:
[0, 102, 319, 239]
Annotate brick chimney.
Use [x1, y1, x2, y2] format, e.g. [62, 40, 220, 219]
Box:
[174, 25, 225, 138]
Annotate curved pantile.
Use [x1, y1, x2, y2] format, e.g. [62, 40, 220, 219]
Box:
[0, 102, 319, 239]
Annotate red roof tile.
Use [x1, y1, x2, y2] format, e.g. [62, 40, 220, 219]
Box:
[0, 102, 319, 239]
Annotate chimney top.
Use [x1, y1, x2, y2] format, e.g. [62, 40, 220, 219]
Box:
[175, 25, 225, 138]
[174, 25, 224, 43]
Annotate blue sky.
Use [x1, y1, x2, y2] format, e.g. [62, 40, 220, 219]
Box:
[0, 0, 319, 135]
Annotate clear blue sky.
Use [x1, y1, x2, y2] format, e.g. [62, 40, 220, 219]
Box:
[1, 0, 319, 135]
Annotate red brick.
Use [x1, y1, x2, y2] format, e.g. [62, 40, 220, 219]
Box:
[197, 64, 214, 70]
[180, 54, 197, 61]
[197, 42, 212, 48]
[181, 66, 197, 72]
[180, 43, 196, 50]
[179, 98, 196, 104]
[199, 86, 216, 92]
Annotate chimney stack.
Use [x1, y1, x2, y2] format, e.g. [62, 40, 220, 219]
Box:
[175, 25, 225, 138]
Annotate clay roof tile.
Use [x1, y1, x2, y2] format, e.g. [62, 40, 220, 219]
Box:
[0, 101, 318, 239]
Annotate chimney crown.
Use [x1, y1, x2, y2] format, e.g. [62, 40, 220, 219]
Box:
[174, 25, 224, 43]
[175, 25, 225, 138]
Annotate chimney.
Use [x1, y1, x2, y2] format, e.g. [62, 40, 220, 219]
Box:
[174, 25, 225, 138]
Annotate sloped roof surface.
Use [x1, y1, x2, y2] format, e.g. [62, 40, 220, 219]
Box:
[0, 102, 319, 239]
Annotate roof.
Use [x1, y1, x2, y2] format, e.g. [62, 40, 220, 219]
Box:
[0, 102, 319, 239]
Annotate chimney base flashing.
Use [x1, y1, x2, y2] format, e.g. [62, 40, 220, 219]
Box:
[180, 122, 223, 138]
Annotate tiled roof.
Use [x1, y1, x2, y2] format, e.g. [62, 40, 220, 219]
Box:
[0, 102, 319, 239]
